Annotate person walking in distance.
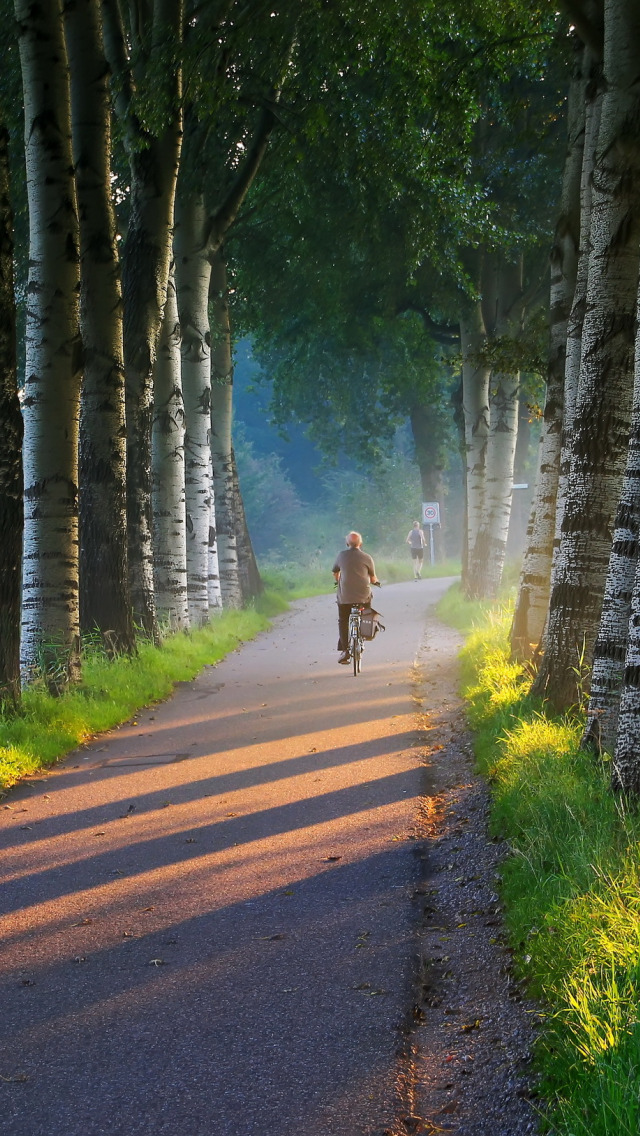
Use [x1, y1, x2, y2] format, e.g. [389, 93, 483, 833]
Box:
[332, 531, 379, 664]
[406, 521, 426, 579]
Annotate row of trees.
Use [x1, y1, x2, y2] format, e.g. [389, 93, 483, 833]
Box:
[504, 0, 640, 794]
[9, 0, 638, 797]
[225, 0, 640, 794]
[0, 0, 563, 703]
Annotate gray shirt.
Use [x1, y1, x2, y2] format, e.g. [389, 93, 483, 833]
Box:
[333, 547, 376, 604]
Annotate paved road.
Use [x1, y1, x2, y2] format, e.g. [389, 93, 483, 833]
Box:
[0, 578, 456, 1136]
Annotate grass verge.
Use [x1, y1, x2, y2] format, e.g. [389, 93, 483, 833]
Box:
[261, 556, 461, 599]
[0, 607, 273, 795]
[438, 586, 640, 1136]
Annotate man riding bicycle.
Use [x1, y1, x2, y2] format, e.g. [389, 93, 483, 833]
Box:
[332, 531, 379, 664]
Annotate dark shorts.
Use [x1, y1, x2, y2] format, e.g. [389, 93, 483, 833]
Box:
[410, 547, 424, 559]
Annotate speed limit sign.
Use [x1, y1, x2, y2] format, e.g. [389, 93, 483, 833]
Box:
[422, 502, 440, 525]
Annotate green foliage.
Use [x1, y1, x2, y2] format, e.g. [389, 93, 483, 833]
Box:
[441, 590, 640, 1136]
[0, 610, 270, 795]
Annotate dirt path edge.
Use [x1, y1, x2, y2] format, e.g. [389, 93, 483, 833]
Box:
[392, 613, 542, 1136]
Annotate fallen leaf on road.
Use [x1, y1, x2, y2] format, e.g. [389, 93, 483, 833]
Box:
[141, 906, 155, 912]
[72, 918, 93, 927]
[185, 838, 197, 843]
[281, 889, 295, 896]
[260, 934, 287, 941]
[0, 1072, 28, 1083]
[225, 812, 237, 817]
[460, 1019, 482, 1032]
[324, 855, 341, 862]
[73, 956, 87, 964]
[94, 832, 106, 837]
[119, 804, 136, 818]
[148, 958, 166, 966]
[19, 979, 36, 987]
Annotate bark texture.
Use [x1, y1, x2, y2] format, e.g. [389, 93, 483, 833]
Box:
[175, 193, 214, 625]
[16, 0, 82, 691]
[510, 47, 585, 659]
[0, 117, 22, 704]
[152, 270, 189, 630]
[210, 247, 243, 609]
[65, 0, 133, 653]
[103, 0, 183, 637]
[468, 257, 524, 600]
[231, 445, 263, 603]
[550, 49, 603, 591]
[460, 281, 490, 595]
[533, 0, 640, 708]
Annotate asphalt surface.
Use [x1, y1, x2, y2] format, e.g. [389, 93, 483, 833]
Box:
[0, 577, 456, 1136]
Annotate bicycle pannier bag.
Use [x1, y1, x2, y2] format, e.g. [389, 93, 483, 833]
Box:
[360, 609, 385, 640]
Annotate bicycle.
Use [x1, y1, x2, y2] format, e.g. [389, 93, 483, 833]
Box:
[347, 582, 381, 677]
[348, 603, 366, 676]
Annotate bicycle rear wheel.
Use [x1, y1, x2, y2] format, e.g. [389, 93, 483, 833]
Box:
[352, 634, 362, 676]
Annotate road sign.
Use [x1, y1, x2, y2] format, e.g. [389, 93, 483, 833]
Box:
[422, 502, 440, 525]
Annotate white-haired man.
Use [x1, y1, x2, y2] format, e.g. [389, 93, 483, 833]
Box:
[332, 531, 378, 664]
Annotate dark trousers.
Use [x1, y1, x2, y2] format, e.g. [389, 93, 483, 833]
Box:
[338, 602, 370, 652]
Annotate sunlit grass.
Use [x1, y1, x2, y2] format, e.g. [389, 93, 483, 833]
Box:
[0, 608, 271, 794]
[439, 585, 640, 1136]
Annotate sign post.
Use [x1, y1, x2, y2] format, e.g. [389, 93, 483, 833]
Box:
[421, 502, 440, 567]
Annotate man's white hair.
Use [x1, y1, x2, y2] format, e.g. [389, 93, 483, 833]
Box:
[346, 531, 362, 547]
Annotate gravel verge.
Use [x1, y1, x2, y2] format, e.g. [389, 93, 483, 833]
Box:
[392, 614, 542, 1136]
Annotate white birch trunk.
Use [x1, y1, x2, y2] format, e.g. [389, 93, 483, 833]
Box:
[175, 193, 213, 626]
[65, 0, 132, 653]
[612, 549, 640, 794]
[468, 257, 523, 600]
[102, 0, 183, 639]
[550, 52, 603, 584]
[210, 248, 243, 609]
[0, 115, 22, 704]
[230, 444, 263, 602]
[533, 0, 640, 709]
[152, 269, 189, 630]
[510, 47, 586, 658]
[460, 296, 490, 596]
[584, 284, 640, 754]
[470, 368, 520, 599]
[208, 450, 223, 611]
[16, 0, 82, 690]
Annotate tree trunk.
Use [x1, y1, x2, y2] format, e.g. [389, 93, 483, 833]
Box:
[152, 268, 189, 631]
[549, 48, 604, 593]
[0, 115, 22, 705]
[468, 257, 524, 600]
[175, 193, 214, 625]
[16, 0, 82, 692]
[583, 325, 640, 755]
[460, 278, 490, 595]
[208, 451, 223, 610]
[114, 0, 183, 639]
[532, 0, 640, 709]
[210, 247, 243, 608]
[231, 445, 263, 602]
[510, 45, 585, 659]
[65, 0, 133, 654]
